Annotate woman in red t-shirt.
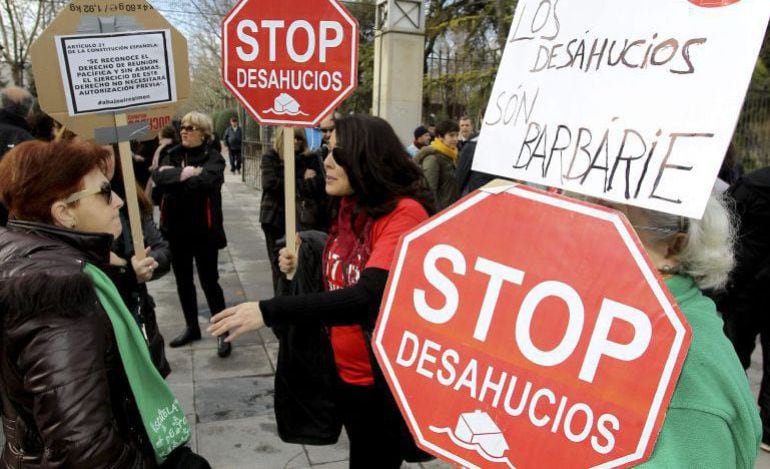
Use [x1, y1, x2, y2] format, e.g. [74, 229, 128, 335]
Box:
[209, 114, 435, 467]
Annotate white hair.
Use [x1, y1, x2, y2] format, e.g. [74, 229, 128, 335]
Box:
[643, 193, 736, 291]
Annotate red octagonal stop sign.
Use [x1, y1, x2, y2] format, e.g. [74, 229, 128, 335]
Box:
[373, 184, 692, 468]
[222, 0, 358, 127]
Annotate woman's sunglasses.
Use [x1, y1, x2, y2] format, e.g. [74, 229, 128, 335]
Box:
[64, 181, 113, 205]
[180, 125, 201, 132]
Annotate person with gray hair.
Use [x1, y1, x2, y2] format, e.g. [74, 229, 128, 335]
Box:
[615, 194, 761, 467]
[0, 86, 35, 226]
[151, 111, 230, 357]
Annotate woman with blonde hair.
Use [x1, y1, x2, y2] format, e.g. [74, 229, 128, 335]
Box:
[152, 111, 229, 357]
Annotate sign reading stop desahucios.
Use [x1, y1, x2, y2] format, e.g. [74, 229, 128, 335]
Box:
[373, 184, 691, 468]
[222, 0, 359, 127]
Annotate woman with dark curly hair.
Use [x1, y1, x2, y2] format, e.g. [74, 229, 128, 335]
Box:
[210, 114, 435, 467]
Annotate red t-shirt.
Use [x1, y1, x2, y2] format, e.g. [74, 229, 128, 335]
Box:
[325, 198, 429, 386]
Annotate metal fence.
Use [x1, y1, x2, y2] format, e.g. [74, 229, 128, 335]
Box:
[423, 51, 500, 124]
[734, 84, 770, 171]
[239, 107, 275, 190]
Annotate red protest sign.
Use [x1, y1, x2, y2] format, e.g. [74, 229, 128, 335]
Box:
[373, 184, 692, 468]
[222, 0, 358, 127]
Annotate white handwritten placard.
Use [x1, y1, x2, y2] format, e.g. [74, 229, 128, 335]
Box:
[55, 29, 177, 115]
[474, 0, 770, 218]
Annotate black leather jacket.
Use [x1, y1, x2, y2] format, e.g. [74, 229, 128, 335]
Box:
[0, 221, 150, 468]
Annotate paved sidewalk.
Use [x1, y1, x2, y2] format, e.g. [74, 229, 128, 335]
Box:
[151, 171, 770, 468]
[152, 172, 451, 468]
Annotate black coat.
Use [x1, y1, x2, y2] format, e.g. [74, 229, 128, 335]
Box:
[0, 221, 149, 468]
[296, 151, 329, 232]
[270, 232, 433, 463]
[719, 167, 770, 315]
[105, 211, 172, 378]
[259, 149, 285, 230]
[0, 110, 33, 158]
[152, 143, 227, 249]
[223, 126, 242, 151]
[272, 231, 341, 444]
[0, 110, 33, 227]
[454, 132, 504, 195]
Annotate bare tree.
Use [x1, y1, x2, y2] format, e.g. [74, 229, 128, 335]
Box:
[0, 0, 62, 86]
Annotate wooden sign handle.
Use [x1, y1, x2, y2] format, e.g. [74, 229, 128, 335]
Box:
[115, 113, 146, 260]
[283, 126, 297, 280]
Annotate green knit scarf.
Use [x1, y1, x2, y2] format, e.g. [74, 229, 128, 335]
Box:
[84, 263, 190, 464]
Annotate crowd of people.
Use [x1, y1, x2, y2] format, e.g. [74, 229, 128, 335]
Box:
[0, 82, 768, 468]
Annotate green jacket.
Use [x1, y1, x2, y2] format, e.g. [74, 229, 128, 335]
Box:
[639, 275, 761, 468]
[414, 146, 460, 211]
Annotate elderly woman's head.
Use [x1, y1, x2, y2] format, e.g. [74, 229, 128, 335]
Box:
[0, 140, 124, 237]
[180, 111, 213, 148]
[618, 194, 735, 291]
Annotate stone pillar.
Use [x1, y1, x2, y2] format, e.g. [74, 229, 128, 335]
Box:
[373, 0, 425, 146]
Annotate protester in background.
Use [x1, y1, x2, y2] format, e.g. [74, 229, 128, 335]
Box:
[0, 86, 34, 227]
[209, 114, 435, 468]
[454, 130, 506, 195]
[259, 128, 288, 295]
[0, 140, 208, 467]
[406, 125, 431, 157]
[148, 125, 180, 204]
[457, 115, 474, 151]
[28, 111, 55, 141]
[614, 195, 761, 467]
[319, 113, 335, 147]
[152, 111, 230, 357]
[0, 86, 33, 157]
[415, 119, 461, 211]
[131, 137, 158, 189]
[717, 166, 770, 451]
[223, 116, 243, 175]
[295, 127, 329, 232]
[106, 144, 172, 378]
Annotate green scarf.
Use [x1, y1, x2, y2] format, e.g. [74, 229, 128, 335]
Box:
[84, 263, 190, 464]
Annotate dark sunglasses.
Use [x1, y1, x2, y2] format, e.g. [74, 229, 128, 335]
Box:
[64, 181, 112, 205]
[180, 125, 201, 132]
[319, 127, 334, 134]
[330, 147, 345, 162]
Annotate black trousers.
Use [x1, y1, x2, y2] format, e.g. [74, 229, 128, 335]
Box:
[722, 288, 770, 441]
[169, 240, 226, 330]
[261, 223, 284, 296]
[229, 149, 242, 172]
[335, 380, 404, 469]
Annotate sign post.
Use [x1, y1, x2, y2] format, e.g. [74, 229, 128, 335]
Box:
[222, 0, 358, 275]
[373, 184, 691, 468]
[31, 0, 189, 258]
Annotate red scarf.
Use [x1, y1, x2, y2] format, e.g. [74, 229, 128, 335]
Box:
[323, 196, 373, 290]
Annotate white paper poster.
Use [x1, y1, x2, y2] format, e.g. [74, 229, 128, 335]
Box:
[474, 0, 770, 218]
[55, 29, 177, 115]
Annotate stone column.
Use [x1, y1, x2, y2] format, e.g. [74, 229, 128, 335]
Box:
[372, 0, 425, 146]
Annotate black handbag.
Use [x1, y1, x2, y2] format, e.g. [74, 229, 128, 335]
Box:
[273, 231, 342, 445]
